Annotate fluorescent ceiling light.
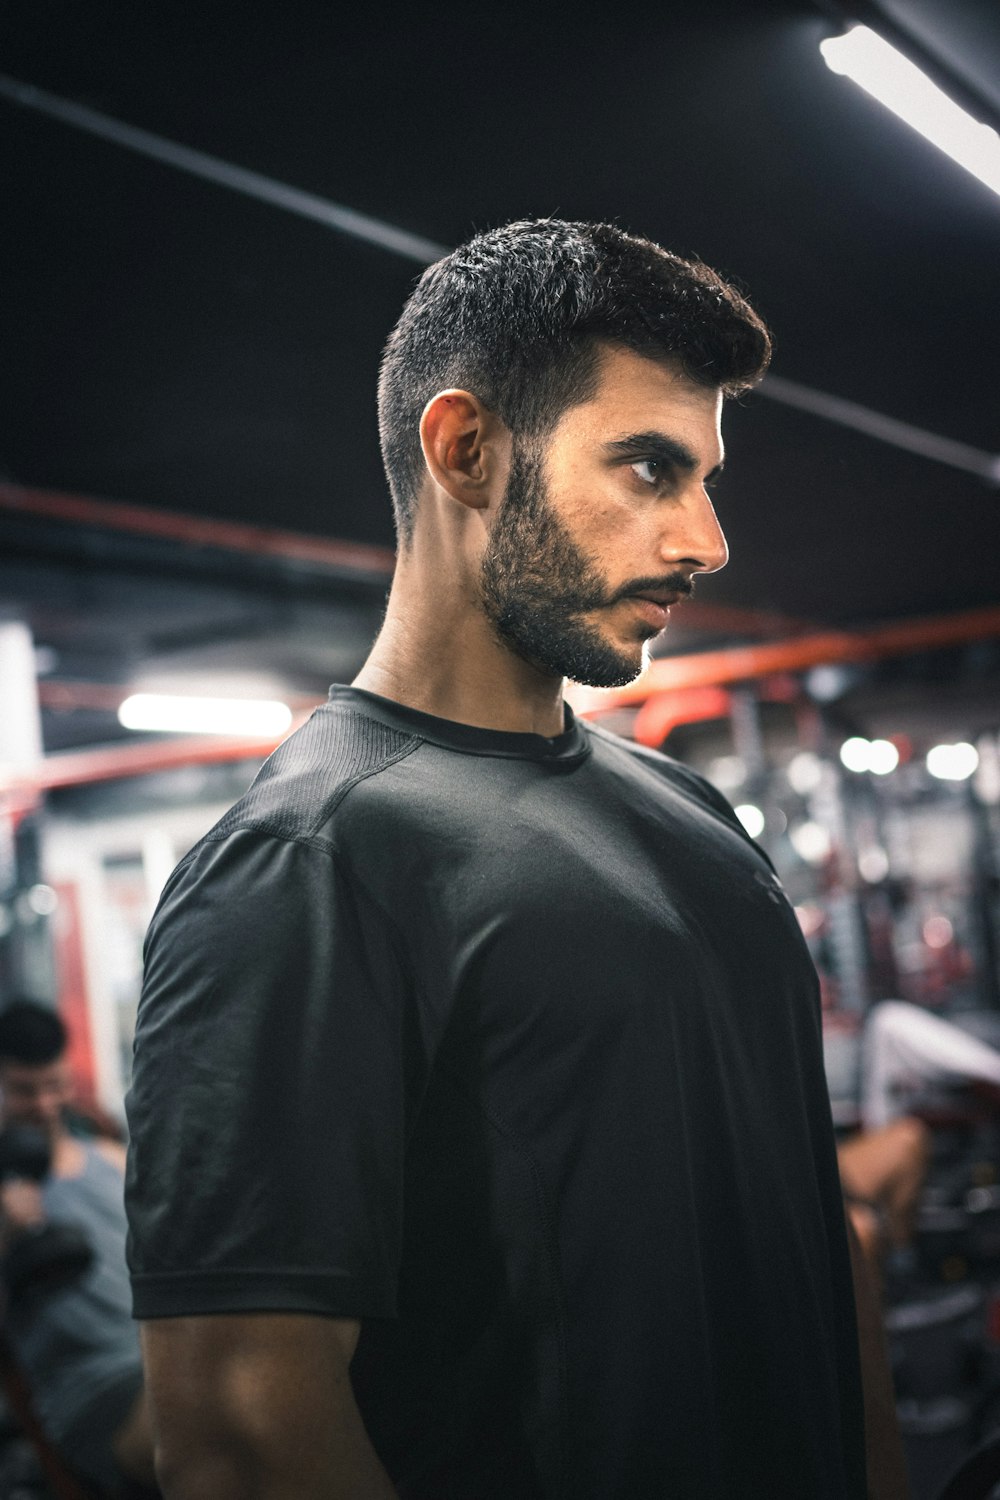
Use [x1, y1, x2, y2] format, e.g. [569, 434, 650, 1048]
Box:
[820, 24, 1000, 199]
[119, 693, 293, 736]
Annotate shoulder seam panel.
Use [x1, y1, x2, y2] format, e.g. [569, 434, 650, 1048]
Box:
[202, 734, 424, 852]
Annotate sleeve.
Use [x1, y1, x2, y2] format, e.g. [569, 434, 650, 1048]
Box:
[125, 827, 419, 1321]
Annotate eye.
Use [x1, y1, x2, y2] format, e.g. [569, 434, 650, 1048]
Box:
[630, 458, 662, 486]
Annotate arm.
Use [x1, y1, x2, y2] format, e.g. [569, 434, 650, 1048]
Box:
[844, 1206, 910, 1500]
[141, 1313, 397, 1500]
[0, 1179, 45, 1251]
[94, 1136, 128, 1173]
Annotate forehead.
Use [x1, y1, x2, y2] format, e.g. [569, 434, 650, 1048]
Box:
[560, 344, 724, 444]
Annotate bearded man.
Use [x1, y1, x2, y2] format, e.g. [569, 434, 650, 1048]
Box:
[126, 220, 904, 1499]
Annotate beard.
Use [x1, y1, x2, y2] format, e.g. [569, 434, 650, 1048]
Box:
[478, 441, 690, 688]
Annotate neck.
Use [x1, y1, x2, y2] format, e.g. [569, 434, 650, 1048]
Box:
[354, 534, 566, 737]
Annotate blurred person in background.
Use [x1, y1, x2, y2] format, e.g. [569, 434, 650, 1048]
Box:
[838, 1116, 931, 1286]
[860, 1000, 1000, 1133]
[827, 984, 1000, 1290]
[0, 1000, 157, 1497]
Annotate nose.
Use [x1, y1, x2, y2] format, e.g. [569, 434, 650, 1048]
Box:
[658, 484, 729, 576]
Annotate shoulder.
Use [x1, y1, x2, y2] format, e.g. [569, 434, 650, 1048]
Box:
[200, 699, 423, 851]
[145, 707, 417, 965]
[585, 721, 741, 821]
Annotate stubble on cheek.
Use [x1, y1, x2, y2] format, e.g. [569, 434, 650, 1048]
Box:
[477, 449, 650, 689]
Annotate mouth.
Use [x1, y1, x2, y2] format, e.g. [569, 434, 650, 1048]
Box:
[627, 590, 684, 629]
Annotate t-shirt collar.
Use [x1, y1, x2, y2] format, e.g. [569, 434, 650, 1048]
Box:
[326, 685, 591, 763]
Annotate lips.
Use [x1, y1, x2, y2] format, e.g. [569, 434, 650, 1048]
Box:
[628, 594, 679, 629]
[632, 590, 683, 608]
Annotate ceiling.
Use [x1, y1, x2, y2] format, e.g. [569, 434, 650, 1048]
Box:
[0, 0, 998, 756]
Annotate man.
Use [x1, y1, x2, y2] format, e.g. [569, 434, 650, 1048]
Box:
[127, 220, 904, 1498]
[0, 1000, 157, 1495]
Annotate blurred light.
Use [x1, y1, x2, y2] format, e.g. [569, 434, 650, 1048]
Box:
[119, 693, 293, 737]
[734, 803, 765, 839]
[805, 664, 853, 702]
[923, 914, 954, 950]
[868, 739, 900, 775]
[820, 25, 1000, 199]
[786, 750, 824, 795]
[794, 903, 826, 939]
[897, 941, 925, 973]
[708, 755, 747, 792]
[840, 737, 872, 773]
[767, 806, 788, 836]
[967, 1185, 1000, 1215]
[974, 735, 1000, 805]
[927, 742, 979, 781]
[790, 820, 833, 865]
[839, 736, 898, 775]
[33, 646, 58, 676]
[858, 846, 890, 883]
[26, 884, 58, 917]
[14, 893, 40, 924]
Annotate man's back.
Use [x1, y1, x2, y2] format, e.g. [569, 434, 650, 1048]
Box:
[127, 688, 865, 1498]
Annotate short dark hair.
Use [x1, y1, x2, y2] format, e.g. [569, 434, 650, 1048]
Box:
[378, 218, 772, 542]
[0, 1001, 67, 1066]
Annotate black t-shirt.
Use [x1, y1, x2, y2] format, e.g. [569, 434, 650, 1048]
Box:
[126, 686, 865, 1499]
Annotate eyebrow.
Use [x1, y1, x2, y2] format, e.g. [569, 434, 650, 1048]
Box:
[604, 431, 726, 485]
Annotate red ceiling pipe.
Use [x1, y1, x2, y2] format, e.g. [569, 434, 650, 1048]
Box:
[575, 604, 1000, 710]
[2, 482, 816, 638]
[632, 687, 732, 748]
[0, 482, 396, 578]
[667, 601, 816, 638]
[0, 785, 43, 822]
[0, 725, 310, 794]
[630, 677, 803, 749]
[6, 604, 998, 791]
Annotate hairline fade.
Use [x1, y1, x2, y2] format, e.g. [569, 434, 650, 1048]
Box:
[377, 218, 772, 544]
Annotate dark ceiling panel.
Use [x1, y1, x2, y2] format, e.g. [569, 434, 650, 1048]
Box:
[0, 0, 997, 751]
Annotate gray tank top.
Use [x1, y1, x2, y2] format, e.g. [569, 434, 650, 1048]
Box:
[6, 1142, 141, 1441]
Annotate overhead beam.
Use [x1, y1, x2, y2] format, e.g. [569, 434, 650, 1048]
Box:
[1, 483, 811, 638]
[760, 375, 1000, 485]
[0, 74, 448, 265]
[2, 74, 996, 483]
[3, 604, 998, 795]
[569, 603, 1000, 712]
[0, 727, 306, 796]
[0, 482, 396, 581]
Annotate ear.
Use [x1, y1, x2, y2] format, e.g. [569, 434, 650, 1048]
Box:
[419, 389, 506, 512]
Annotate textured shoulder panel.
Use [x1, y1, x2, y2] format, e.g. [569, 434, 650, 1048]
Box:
[207, 702, 421, 845]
